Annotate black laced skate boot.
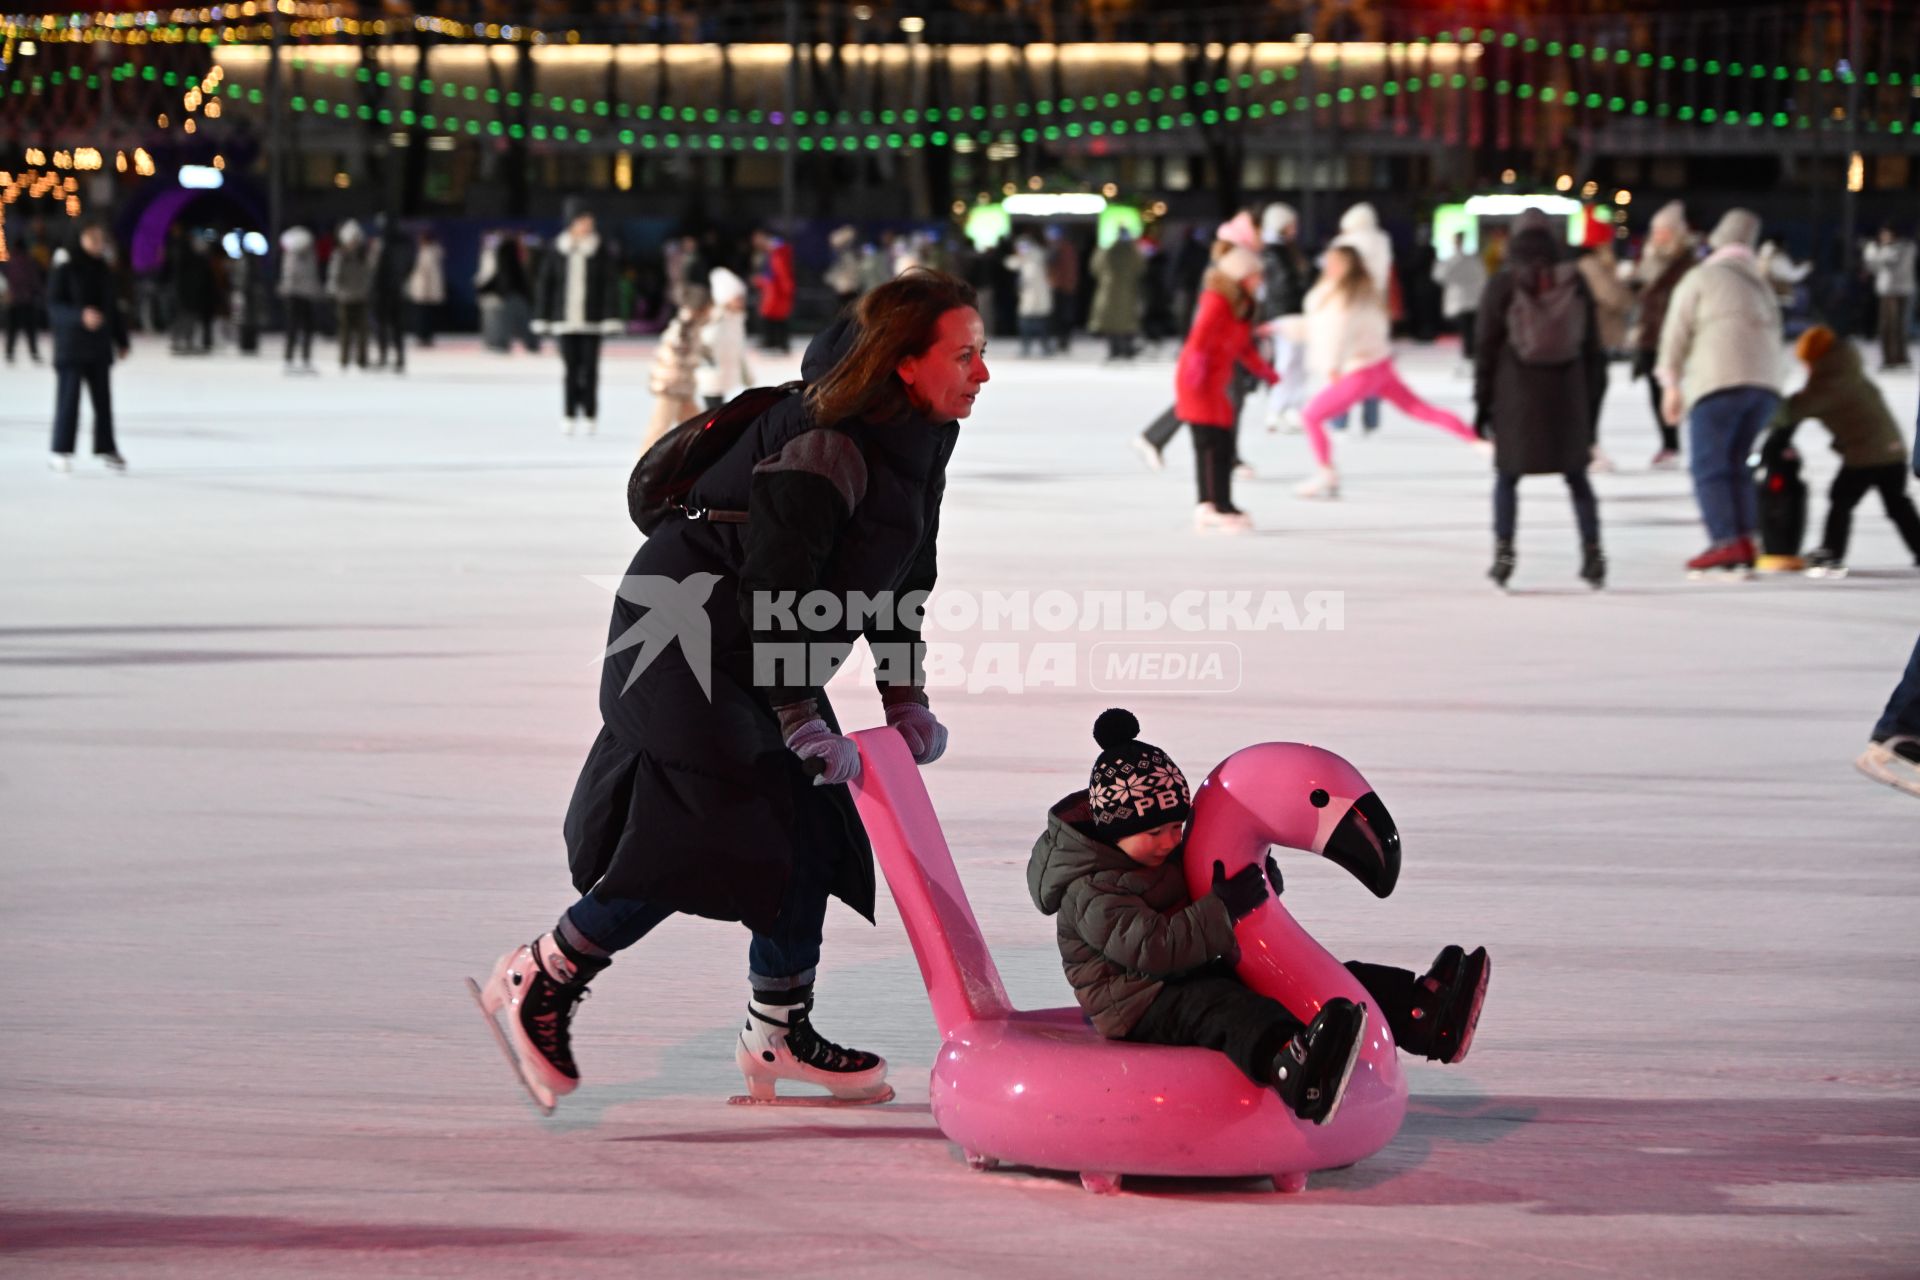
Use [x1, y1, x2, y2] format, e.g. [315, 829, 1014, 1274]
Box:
[736, 985, 892, 1104]
[1269, 999, 1368, 1125]
[469, 933, 605, 1114]
[1402, 945, 1491, 1064]
[1580, 543, 1607, 590]
[1489, 540, 1516, 590]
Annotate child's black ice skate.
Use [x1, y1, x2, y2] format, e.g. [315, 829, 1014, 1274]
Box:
[1405, 945, 1492, 1064]
[1803, 548, 1849, 579]
[1271, 998, 1368, 1126]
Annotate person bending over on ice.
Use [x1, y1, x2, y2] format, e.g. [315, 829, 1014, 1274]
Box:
[1769, 325, 1920, 576]
[1028, 710, 1489, 1124]
[474, 271, 989, 1112]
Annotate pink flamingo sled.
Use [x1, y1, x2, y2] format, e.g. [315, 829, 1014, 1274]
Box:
[847, 728, 1409, 1195]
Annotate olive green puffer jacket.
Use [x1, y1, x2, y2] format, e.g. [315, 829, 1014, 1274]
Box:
[1027, 792, 1240, 1038]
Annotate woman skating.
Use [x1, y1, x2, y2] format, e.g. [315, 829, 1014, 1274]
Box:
[473, 271, 989, 1111]
[1474, 210, 1608, 589]
[1177, 245, 1279, 533]
[1283, 246, 1484, 500]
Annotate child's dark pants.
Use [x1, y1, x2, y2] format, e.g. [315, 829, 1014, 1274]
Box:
[1124, 961, 1424, 1083]
[1823, 463, 1920, 562]
[1125, 968, 1298, 1083]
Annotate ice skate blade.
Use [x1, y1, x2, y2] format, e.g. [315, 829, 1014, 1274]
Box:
[727, 1085, 895, 1108]
[1443, 952, 1492, 1065]
[464, 977, 555, 1116]
[1685, 568, 1753, 582]
[1314, 1004, 1368, 1128]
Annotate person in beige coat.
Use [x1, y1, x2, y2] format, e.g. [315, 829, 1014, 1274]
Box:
[1575, 224, 1634, 471]
[1656, 208, 1784, 576]
[1628, 201, 1698, 467]
[642, 285, 712, 453]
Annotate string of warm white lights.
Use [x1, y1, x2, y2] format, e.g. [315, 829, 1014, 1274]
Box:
[0, 165, 84, 263]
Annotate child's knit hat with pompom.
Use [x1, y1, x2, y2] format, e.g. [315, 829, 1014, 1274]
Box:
[1087, 709, 1193, 840]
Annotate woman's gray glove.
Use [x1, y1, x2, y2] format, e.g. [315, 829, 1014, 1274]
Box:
[885, 700, 948, 765]
[785, 717, 861, 786]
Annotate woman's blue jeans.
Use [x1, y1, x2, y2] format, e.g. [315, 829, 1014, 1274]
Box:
[1686, 386, 1779, 543]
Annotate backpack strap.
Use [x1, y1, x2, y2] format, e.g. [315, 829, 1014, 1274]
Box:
[681, 506, 749, 523]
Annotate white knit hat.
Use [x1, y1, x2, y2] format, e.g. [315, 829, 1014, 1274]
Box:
[708, 265, 748, 307]
[1260, 202, 1297, 244]
[1215, 246, 1263, 282]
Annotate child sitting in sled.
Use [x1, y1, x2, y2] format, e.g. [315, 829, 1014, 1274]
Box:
[1027, 709, 1489, 1124]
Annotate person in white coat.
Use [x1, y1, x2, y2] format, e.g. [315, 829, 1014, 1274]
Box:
[405, 231, 446, 346]
[1433, 231, 1488, 373]
[1329, 202, 1392, 432]
[1862, 226, 1916, 371]
[695, 265, 753, 411]
[1006, 237, 1054, 356]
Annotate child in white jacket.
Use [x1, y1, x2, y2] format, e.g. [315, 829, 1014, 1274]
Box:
[695, 266, 752, 411]
[1277, 246, 1482, 498]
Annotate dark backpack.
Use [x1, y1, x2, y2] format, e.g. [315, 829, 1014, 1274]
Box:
[1505, 263, 1586, 366]
[627, 383, 800, 534]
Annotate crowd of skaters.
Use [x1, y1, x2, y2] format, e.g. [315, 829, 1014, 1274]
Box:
[1107, 197, 1919, 589]
[11, 197, 1918, 585]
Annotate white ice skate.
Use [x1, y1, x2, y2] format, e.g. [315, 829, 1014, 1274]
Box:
[731, 995, 893, 1107]
[466, 939, 589, 1115]
[1854, 737, 1920, 798]
[1131, 436, 1164, 472]
[1193, 503, 1254, 534]
[560, 417, 576, 437]
[1295, 467, 1340, 500]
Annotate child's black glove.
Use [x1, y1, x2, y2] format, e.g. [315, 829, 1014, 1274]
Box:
[1210, 860, 1269, 922]
[1264, 853, 1284, 896]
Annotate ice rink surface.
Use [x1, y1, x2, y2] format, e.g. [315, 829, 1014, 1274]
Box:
[3, 334, 1917, 1278]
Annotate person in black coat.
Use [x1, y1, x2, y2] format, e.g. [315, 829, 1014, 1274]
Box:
[473, 271, 990, 1113]
[368, 213, 413, 373]
[1474, 210, 1608, 589]
[532, 198, 624, 434]
[46, 221, 131, 472]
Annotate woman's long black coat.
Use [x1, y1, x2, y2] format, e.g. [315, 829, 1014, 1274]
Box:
[1474, 229, 1609, 477]
[564, 320, 958, 935]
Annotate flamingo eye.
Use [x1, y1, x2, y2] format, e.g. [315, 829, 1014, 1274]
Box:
[1309, 789, 1330, 808]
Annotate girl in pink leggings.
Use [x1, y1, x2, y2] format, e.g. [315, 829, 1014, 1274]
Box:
[1279, 246, 1483, 498]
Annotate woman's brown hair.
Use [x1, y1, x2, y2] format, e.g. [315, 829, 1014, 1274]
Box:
[1201, 267, 1256, 321]
[806, 268, 979, 427]
[1325, 244, 1376, 306]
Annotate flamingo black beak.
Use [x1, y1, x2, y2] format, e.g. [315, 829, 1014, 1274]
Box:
[1324, 791, 1401, 898]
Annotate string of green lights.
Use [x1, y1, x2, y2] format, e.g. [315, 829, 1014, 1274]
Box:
[185, 58, 1910, 153]
[260, 49, 1910, 140]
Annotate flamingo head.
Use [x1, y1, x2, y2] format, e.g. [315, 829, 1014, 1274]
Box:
[1191, 742, 1401, 898]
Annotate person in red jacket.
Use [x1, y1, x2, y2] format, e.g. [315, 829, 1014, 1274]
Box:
[752, 229, 796, 353]
[1177, 246, 1280, 533]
